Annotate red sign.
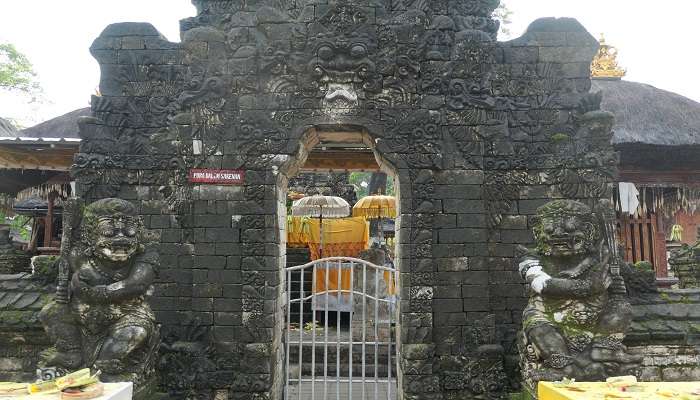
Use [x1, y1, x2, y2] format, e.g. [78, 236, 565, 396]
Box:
[188, 169, 245, 185]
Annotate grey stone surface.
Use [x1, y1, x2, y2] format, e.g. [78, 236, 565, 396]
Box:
[38, 199, 160, 398]
[0, 227, 30, 275]
[518, 200, 641, 395]
[29, 0, 623, 398]
[669, 241, 700, 289]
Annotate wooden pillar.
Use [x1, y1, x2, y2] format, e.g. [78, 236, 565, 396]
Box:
[621, 213, 633, 263]
[44, 191, 57, 248]
[654, 212, 668, 278]
[28, 218, 39, 252]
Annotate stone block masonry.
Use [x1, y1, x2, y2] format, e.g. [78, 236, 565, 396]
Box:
[69, 0, 614, 398]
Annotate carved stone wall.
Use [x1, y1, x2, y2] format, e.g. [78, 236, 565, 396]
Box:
[73, 0, 613, 398]
[288, 172, 357, 205]
[626, 289, 700, 382]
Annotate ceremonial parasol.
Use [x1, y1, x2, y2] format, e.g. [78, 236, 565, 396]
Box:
[291, 194, 350, 257]
[352, 195, 396, 244]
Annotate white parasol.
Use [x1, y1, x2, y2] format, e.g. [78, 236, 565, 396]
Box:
[291, 194, 350, 257]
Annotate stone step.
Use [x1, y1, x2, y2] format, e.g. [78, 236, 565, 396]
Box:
[284, 380, 398, 400]
[286, 248, 311, 265]
[286, 342, 397, 378]
[287, 343, 395, 360]
[286, 342, 396, 378]
[287, 362, 397, 378]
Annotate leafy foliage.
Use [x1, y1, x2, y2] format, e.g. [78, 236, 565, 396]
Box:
[493, 2, 513, 37]
[0, 210, 31, 241]
[349, 172, 395, 198]
[0, 43, 41, 99]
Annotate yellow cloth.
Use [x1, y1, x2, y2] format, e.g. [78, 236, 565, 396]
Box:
[287, 216, 369, 259]
[287, 216, 313, 245]
[287, 216, 396, 296]
[314, 265, 353, 295]
[539, 381, 700, 400]
[314, 265, 396, 296]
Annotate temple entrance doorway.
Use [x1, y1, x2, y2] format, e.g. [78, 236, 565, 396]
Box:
[280, 126, 400, 400]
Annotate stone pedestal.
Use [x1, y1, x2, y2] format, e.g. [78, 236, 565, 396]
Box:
[0, 226, 30, 274]
[353, 249, 394, 342]
[669, 242, 700, 288]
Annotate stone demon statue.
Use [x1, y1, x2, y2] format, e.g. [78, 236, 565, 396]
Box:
[39, 198, 159, 392]
[518, 200, 641, 392]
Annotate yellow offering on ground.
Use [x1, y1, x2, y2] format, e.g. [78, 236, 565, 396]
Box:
[540, 380, 700, 400]
[28, 379, 59, 394]
[60, 382, 104, 399]
[25, 368, 102, 396]
[56, 369, 99, 390]
[606, 376, 638, 385]
[0, 381, 28, 395]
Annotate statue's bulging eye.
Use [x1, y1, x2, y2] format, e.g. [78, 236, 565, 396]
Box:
[351, 44, 366, 58]
[318, 45, 333, 61]
[100, 227, 115, 237]
[125, 226, 137, 237]
[543, 223, 555, 234]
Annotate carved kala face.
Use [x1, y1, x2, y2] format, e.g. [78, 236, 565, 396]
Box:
[424, 30, 452, 61]
[533, 200, 598, 257]
[94, 215, 139, 263]
[83, 198, 145, 263]
[308, 36, 380, 108]
[538, 215, 590, 256]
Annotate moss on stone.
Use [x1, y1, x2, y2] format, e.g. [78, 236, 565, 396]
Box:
[0, 310, 27, 324]
[634, 261, 653, 272]
[509, 390, 534, 400]
[659, 292, 692, 304]
[550, 133, 570, 143]
[31, 255, 59, 283]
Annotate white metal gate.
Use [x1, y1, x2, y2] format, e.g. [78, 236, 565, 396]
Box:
[284, 257, 398, 400]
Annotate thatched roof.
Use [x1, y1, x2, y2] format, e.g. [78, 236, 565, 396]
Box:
[19, 107, 90, 139]
[592, 79, 700, 146]
[0, 118, 18, 137]
[0, 109, 85, 176]
[0, 170, 67, 196]
[13, 197, 63, 216]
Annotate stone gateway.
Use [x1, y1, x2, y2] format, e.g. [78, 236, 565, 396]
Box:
[71, 0, 618, 398]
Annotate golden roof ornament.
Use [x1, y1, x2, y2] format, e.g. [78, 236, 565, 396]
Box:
[591, 34, 626, 79]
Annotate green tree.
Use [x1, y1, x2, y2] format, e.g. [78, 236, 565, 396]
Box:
[349, 172, 395, 199]
[0, 43, 41, 99]
[493, 2, 513, 37]
[0, 208, 31, 241]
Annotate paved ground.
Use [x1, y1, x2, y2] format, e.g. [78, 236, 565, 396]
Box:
[286, 380, 398, 400]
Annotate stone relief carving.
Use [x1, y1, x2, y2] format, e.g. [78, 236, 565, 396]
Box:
[66, 0, 616, 397]
[517, 200, 641, 393]
[159, 318, 217, 399]
[38, 199, 160, 396]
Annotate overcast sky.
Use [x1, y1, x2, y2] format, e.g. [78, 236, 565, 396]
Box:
[1, 0, 699, 127]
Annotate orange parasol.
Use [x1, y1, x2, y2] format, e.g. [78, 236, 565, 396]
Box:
[352, 195, 396, 245]
[352, 195, 396, 219]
